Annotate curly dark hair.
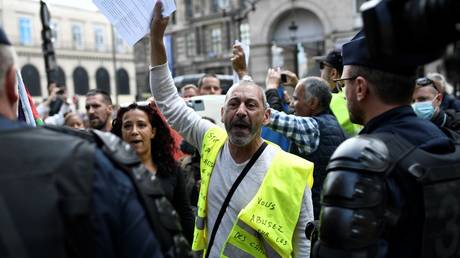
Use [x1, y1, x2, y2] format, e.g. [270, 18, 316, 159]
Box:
[112, 102, 177, 177]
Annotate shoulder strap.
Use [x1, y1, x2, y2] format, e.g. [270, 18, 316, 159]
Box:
[205, 142, 268, 258]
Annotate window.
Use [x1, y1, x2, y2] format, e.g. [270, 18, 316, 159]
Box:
[73, 67, 89, 95]
[56, 66, 66, 86]
[185, 0, 193, 18]
[94, 26, 105, 51]
[116, 68, 130, 95]
[21, 65, 41, 96]
[19, 17, 32, 45]
[96, 67, 111, 94]
[210, 27, 222, 57]
[50, 20, 59, 46]
[240, 23, 250, 46]
[211, 0, 219, 12]
[186, 32, 196, 57]
[72, 24, 83, 49]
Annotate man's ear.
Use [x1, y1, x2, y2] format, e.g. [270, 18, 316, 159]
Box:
[308, 97, 319, 111]
[355, 76, 368, 102]
[221, 106, 224, 123]
[262, 107, 271, 126]
[5, 66, 18, 104]
[331, 68, 339, 80]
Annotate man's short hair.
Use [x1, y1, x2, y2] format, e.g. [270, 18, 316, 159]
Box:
[86, 89, 112, 105]
[300, 77, 332, 112]
[349, 65, 415, 105]
[181, 84, 198, 95]
[197, 74, 219, 88]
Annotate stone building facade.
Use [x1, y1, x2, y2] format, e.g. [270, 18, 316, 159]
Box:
[1, 0, 137, 106]
[134, 0, 366, 90]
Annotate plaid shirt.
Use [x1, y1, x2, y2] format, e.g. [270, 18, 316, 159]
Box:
[267, 109, 320, 154]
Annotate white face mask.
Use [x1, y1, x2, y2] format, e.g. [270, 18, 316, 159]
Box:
[411, 94, 439, 120]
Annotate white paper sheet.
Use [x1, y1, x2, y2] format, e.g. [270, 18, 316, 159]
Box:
[93, 0, 176, 46]
[233, 40, 250, 84]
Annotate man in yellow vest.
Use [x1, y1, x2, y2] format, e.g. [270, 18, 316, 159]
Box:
[318, 50, 362, 136]
[149, 3, 314, 257]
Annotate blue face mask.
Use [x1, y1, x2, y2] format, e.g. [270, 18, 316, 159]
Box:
[412, 101, 435, 120]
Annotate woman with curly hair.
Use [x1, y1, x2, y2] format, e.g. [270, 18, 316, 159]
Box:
[112, 101, 194, 242]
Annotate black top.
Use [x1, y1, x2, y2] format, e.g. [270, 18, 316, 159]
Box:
[360, 105, 454, 153]
[157, 167, 195, 243]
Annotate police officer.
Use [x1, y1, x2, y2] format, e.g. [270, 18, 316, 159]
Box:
[312, 32, 459, 258]
[0, 27, 163, 258]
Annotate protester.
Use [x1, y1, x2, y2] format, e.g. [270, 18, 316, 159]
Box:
[427, 72, 460, 111]
[85, 89, 113, 131]
[198, 74, 222, 95]
[36, 82, 72, 125]
[181, 84, 199, 100]
[313, 32, 457, 258]
[112, 101, 195, 243]
[317, 50, 361, 136]
[412, 76, 460, 134]
[0, 26, 163, 258]
[149, 3, 314, 257]
[64, 111, 85, 129]
[265, 73, 346, 219]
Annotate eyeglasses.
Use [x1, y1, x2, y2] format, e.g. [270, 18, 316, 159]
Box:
[319, 61, 333, 70]
[333, 76, 358, 92]
[416, 77, 439, 92]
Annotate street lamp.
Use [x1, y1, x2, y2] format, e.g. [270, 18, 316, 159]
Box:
[288, 20, 299, 75]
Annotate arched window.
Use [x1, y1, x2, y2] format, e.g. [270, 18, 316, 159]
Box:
[73, 66, 89, 95]
[96, 67, 111, 94]
[21, 64, 41, 96]
[56, 66, 66, 86]
[116, 68, 130, 94]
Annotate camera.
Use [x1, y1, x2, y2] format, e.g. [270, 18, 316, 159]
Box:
[56, 87, 65, 95]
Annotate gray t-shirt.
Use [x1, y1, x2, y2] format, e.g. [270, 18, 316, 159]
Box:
[150, 64, 313, 257]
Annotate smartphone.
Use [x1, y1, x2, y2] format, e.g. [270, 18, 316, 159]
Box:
[280, 74, 287, 83]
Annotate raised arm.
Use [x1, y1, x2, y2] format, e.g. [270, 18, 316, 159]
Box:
[149, 2, 213, 151]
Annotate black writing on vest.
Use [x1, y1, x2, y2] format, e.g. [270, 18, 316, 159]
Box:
[257, 229, 269, 238]
[249, 241, 265, 254]
[276, 236, 288, 246]
[203, 159, 214, 167]
[233, 231, 246, 242]
[257, 197, 276, 210]
[250, 214, 284, 234]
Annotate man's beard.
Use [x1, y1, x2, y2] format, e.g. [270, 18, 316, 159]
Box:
[225, 117, 258, 147]
[89, 117, 106, 130]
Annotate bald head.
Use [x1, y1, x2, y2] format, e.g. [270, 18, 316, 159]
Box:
[0, 45, 18, 119]
[225, 81, 268, 109]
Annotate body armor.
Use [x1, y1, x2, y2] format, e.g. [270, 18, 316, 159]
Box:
[313, 133, 460, 258]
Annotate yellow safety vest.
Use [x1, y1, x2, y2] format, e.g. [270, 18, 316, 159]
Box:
[192, 127, 314, 257]
[330, 91, 362, 136]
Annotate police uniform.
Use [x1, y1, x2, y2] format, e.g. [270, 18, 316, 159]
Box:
[0, 116, 163, 258]
[312, 32, 460, 258]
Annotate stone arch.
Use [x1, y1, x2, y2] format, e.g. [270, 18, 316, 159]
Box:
[255, 1, 331, 46]
[21, 64, 41, 96]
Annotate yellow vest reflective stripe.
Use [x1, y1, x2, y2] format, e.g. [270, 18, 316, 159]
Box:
[330, 91, 362, 136]
[193, 127, 314, 257]
[192, 126, 228, 253]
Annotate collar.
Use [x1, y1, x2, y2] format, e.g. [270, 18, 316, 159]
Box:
[360, 105, 415, 134]
[0, 116, 27, 131]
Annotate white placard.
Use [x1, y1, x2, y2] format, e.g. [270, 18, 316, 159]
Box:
[93, 0, 176, 46]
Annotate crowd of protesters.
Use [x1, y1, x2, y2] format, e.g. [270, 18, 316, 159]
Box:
[2, 1, 460, 258]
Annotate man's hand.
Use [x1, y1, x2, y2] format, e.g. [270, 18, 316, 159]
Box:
[265, 68, 281, 90]
[280, 70, 299, 87]
[231, 44, 247, 79]
[150, 1, 170, 66]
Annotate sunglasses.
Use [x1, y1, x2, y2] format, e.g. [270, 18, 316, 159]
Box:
[332, 76, 358, 92]
[416, 77, 439, 92]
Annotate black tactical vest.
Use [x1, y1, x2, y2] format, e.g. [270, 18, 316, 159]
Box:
[0, 127, 96, 258]
[374, 131, 460, 258]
